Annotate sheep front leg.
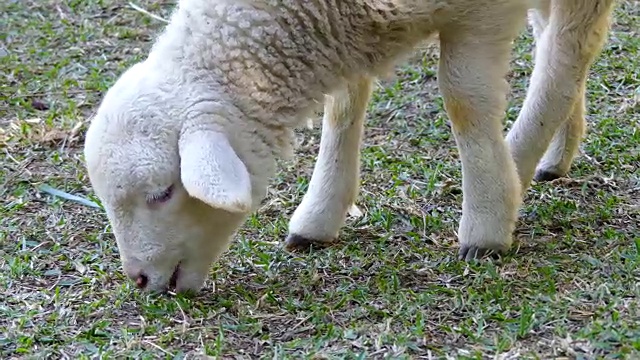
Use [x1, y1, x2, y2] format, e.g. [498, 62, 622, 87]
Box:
[285, 77, 373, 250]
[506, 0, 615, 189]
[438, 27, 524, 261]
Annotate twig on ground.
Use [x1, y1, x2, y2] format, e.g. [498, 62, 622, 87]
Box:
[128, 2, 169, 23]
[38, 184, 101, 209]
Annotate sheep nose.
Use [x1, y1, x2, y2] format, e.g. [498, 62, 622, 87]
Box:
[124, 264, 149, 289]
[123, 259, 150, 289]
[135, 273, 149, 289]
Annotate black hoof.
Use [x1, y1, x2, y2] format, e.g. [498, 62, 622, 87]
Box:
[284, 234, 333, 252]
[458, 245, 502, 262]
[534, 169, 563, 182]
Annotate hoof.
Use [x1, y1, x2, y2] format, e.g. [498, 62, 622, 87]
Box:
[458, 245, 503, 262]
[534, 169, 563, 182]
[284, 234, 334, 252]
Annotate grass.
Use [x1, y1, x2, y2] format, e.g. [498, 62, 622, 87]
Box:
[1, 0, 639, 358]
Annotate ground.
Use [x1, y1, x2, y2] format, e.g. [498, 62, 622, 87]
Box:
[1, 0, 639, 359]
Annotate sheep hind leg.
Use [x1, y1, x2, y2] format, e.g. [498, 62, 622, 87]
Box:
[285, 77, 373, 251]
[534, 94, 586, 181]
[506, 0, 615, 189]
[529, 1, 609, 182]
[437, 24, 525, 261]
[526, 3, 586, 181]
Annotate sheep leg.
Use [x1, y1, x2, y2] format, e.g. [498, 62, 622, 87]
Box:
[506, 0, 615, 189]
[535, 92, 587, 181]
[530, 1, 611, 182]
[438, 25, 525, 261]
[525, 3, 587, 182]
[285, 77, 373, 250]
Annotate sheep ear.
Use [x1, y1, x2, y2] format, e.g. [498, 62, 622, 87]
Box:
[179, 129, 252, 213]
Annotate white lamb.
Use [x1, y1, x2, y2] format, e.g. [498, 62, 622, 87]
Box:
[83, 0, 616, 293]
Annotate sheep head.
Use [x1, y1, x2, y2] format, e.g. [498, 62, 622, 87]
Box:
[83, 61, 253, 294]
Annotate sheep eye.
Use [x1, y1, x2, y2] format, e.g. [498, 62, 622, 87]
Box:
[147, 184, 174, 205]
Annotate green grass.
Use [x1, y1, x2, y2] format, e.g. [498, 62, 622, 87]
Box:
[1, 1, 639, 358]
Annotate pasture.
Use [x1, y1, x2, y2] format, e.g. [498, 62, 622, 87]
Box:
[1, 0, 639, 358]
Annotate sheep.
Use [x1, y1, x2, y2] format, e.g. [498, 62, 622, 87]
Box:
[287, 0, 618, 261]
[83, 0, 616, 293]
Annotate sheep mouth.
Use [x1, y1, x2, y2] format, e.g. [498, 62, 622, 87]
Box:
[169, 263, 181, 289]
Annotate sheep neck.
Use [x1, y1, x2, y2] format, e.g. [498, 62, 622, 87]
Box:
[146, 0, 447, 207]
